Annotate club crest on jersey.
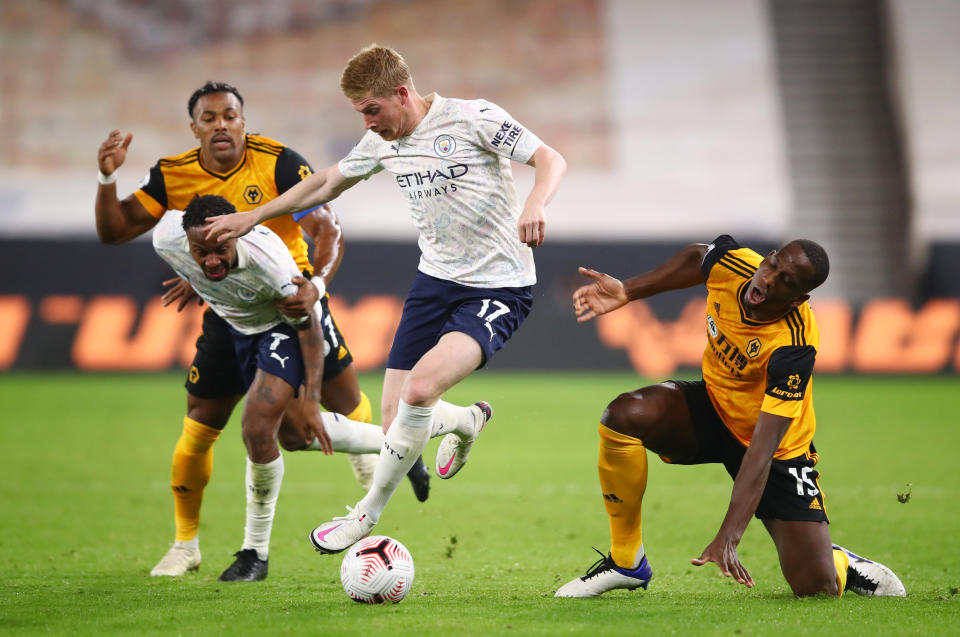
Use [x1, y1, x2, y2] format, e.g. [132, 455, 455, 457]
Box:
[243, 185, 263, 204]
[237, 287, 256, 301]
[434, 134, 456, 157]
[746, 337, 762, 358]
[706, 315, 719, 338]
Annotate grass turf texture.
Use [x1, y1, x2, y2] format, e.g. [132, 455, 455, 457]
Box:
[1, 371, 957, 636]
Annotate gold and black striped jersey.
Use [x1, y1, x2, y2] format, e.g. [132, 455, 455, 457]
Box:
[699, 235, 820, 459]
[134, 134, 316, 273]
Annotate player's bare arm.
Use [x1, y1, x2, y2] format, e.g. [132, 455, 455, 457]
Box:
[519, 144, 566, 248]
[299, 204, 345, 286]
[95, 130, 159, 243]
[204, 165, 361, 242]
[277, 205, 344, 318]
[294, 305, 333, 454]
[573, 243, 710, 322]
[691, 411, 792, 587]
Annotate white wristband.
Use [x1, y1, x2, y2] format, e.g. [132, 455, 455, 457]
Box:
[98, 170, 117, 185]
[310, 275, 327, 299]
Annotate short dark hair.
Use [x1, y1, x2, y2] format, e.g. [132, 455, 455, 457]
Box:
[182, 195, 236, 231]
[187, 81, 244, 118]
[794, 239, 830, 291]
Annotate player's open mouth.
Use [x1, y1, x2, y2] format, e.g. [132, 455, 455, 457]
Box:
[211, 135, 232, 149]
[747, 285, 765, 305]
[205, 266, 227, 281]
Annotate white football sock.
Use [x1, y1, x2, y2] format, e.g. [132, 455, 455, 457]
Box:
[305, 412, 384, 454]
[358, 400, 432, 521]
[174, 537, 199, 550]
[241, 455, 284, 561]
[431, 400, 476, 439]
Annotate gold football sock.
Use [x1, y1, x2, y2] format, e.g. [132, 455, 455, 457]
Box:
[171, 416, 221, 542]
[598, 423, 648, 569]
[833, 546, 850, 597]
[345, 391, 373, 424]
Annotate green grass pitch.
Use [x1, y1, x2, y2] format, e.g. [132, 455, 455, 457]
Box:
[1, 371, 958, 635]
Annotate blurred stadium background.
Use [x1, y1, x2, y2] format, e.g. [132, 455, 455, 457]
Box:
[1, 0, 958, 375]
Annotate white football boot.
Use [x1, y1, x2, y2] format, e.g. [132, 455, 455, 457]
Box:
[309, 505, 376, 554]
[555, 550, 652, 598]
[346, 453, 377, 490]
[435, 401, 491, 479]
[150, 544, 201, 576]
[833, 544, 906, 597]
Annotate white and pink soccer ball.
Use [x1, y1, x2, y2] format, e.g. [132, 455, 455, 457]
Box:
[340, 536, 415, 604]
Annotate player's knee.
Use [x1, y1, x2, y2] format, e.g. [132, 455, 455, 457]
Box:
[601, 391, 663, 439]
[242, 424, 278, 454]
[186, 396, 238, 429]
[787, 571, 838, 598]
[399, 376, 441, 407]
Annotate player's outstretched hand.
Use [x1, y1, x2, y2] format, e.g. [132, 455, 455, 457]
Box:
[161, 277, 203, 311]
[572, 267, 629, 322]
[97, 130, 133, 176]
[277, 275, 319, 318]
[691, 536, 754, 588]
[204, 211, 257, 242]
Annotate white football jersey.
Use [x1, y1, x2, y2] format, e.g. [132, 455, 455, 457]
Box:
[153, 210, 310, 335]
[338, 93, 543, 288]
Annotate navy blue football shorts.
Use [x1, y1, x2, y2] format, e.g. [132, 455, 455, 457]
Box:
[386, 271, 534, 370]
[230, 322, 306, 395]
[186, 295, 352, 401]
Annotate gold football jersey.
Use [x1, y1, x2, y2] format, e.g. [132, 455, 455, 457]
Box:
[700, 235, 820, 459]
[134, 134, 315, 273]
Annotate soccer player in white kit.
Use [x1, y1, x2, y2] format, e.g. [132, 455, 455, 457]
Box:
[205, 44, 567, 553]
[155, 194, 393, 579]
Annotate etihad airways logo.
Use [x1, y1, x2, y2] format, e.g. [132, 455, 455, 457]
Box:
[395, 164, 468, 188]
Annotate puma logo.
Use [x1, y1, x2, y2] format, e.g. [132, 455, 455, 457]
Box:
[270, 352, 289, 368]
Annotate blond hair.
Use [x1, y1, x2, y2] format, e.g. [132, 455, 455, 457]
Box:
[340, 44, 413, 100]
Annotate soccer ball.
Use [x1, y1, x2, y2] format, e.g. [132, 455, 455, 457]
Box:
[340, 535, 415, 604]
